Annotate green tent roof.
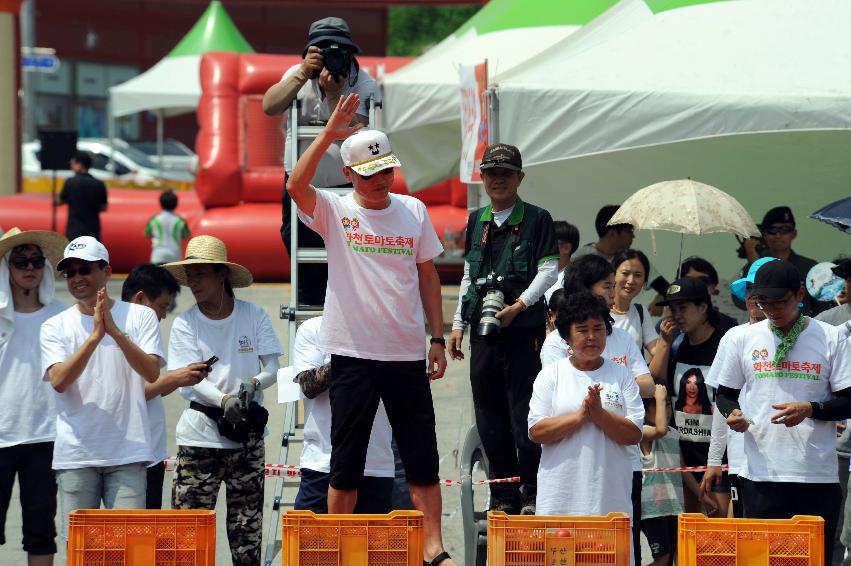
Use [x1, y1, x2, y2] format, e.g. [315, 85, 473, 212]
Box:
[454, 0, 619, 36]
[167, 0, 254, 58]
[454, 0, 731, 37]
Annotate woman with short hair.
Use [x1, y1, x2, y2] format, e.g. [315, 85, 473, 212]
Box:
[529, 291, 643, 521]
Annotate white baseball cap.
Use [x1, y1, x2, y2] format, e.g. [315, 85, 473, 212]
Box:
[340, 130, 402, 176]
[57, 236, 110, 271]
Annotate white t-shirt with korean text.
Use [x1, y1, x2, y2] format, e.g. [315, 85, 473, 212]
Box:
[298, 190, 443, 361]
[716, 318, 851, 483]
[169, 300, 282, 449]
[0, 299, 66, 447]
[292, 316, 394, 477]
[40, 301, 164, 469]
[529, 358, 644, 519]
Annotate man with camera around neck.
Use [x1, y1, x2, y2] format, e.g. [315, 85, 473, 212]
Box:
[263, 16, 378, 306]
[449, 144, 559, 515]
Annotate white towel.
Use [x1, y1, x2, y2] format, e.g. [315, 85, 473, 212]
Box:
[0, 251, 56, 347]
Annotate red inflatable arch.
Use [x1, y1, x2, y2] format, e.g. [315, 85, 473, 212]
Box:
[0, 53, 468, 280]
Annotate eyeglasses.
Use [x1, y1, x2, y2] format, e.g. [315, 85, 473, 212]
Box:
[9, 255, 46, 270]
[755, 294, 794, 311]
[356, 168, 394, 181]
[63, 264, 97, 278]
[763, 225, 795, 235]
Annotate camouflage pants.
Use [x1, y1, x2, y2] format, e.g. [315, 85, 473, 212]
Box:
[171, 439, 264, 566]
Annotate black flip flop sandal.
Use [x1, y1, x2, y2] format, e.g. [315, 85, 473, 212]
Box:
[424, 551, 451, 566]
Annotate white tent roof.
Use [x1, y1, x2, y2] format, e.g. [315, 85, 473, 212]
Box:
[490, 0, 851, 280]
[382, 0, 634, 190]
[109, 55, 201, 118]
[496, 0, 851, 168]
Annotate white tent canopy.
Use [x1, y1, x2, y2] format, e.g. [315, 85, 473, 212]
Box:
[109, 55, 201, 118]
[382, 0, 625, 190]
[491, 0, 851, 279]
[496, 0, 851, 167]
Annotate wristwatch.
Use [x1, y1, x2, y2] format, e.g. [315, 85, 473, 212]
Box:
[430, 336, 446, 346]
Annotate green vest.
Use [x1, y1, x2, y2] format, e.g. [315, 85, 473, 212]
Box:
[460, 199, 552, 329]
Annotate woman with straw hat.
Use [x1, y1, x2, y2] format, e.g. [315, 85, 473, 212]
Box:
[0, 228, 67, 566]
[163, 235, 281, 566]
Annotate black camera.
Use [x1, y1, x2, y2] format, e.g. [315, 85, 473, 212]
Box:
[321, 44, 352, 81]
[474, 271, 506, 336]
[735, 235, 767, 260]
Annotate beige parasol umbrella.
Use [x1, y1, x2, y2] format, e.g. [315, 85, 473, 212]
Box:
[608, 178, 759, 238]
[608, 178, 759, 275]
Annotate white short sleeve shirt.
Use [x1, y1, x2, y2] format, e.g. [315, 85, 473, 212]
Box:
[716, 318, 851, 482]
[298, 190, 443, 361]
[169, 300, 282, 449]
[40, 301, 164, 469]
[529, 358, 644, 518]
[0, 299, 66, 448]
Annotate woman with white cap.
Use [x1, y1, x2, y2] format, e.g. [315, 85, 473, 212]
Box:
[0, 228, 67, 566]
[164, 235, 282, 566]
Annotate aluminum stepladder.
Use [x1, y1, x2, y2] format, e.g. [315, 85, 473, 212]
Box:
[262, 96, 379, 566]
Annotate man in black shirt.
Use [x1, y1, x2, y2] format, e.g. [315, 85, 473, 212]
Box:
[738, 206, 823, 314]
[58, 152, 108, 241]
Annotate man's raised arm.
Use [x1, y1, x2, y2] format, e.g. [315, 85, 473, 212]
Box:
[286, 93, 364, 217]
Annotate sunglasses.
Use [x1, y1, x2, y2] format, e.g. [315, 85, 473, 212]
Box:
[763, 225, 794, 235]
[63, 264, 98, 279]
[9, 255, 46, 269]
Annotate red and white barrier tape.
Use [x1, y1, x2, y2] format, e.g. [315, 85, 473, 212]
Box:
[162, 458, 727, 483]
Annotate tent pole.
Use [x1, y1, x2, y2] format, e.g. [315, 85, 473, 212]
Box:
[107, 97, 115, 180]
[156, 109, 164, 182]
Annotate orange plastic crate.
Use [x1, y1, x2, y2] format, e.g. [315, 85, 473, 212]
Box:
[678, 513, 824, 566]
[487, 510, 631, 566]
[281, 510, 423, 566]
[67, 509, 216, 566]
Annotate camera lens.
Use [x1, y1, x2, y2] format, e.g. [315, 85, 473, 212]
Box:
[477, 290, 505, 336]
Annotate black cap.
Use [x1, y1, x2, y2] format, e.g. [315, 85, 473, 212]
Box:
[760, 206, 795, 229]
[303, 17, 361, 57]
[832, 259, 851, 280]
[479, 143, 522, 172]
[657, 277, 711, 306]
[751, 260, 802, 299]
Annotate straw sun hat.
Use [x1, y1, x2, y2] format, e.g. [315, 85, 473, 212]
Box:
[163, 235, 253, 288]
[0, 227, 68, 273]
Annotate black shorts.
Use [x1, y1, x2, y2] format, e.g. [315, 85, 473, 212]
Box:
[690, 470, 732, 493]
[329, 355, 439, 490]
[0, 442, 57, 554]
[295, 468, 393, 514]
[641, 515, 677, 559]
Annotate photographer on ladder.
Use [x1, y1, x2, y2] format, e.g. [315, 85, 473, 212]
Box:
[263, 16, 377, 306]
[449, 144, 559, 515]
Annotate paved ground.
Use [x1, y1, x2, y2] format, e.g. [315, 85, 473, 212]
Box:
[0, 280, 477, 566]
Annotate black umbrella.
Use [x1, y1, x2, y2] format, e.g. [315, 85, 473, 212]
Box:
[811, 196, 851, 234]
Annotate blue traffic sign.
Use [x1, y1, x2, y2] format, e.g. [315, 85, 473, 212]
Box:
[22, 53, 59, 73]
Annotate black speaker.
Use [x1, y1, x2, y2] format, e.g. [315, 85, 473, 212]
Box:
[38, 129, 78, 171]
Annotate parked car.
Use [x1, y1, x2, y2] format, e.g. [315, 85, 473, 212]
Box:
[22, 138, 195, 186]
[129, 139, 198, 176]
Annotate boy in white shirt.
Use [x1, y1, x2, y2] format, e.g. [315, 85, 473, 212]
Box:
[287, 93, 453, 566]
[40, 237, 164, 539]
[716, 260, 851, 564]
[120, 263, 210, 509]
[0, 228, 67, 566]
